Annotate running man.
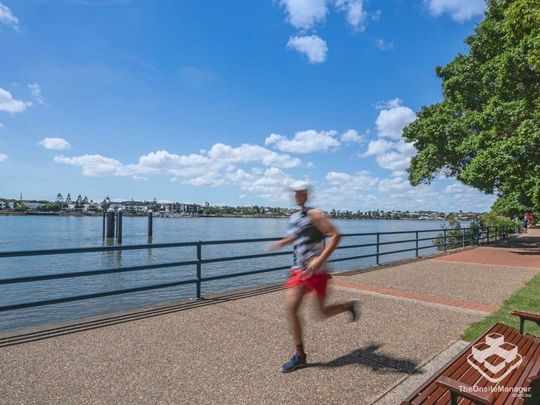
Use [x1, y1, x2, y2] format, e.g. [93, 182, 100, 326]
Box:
[269, 182, 358, 373]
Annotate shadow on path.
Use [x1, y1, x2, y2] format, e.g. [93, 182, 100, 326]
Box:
[309, 342, 424, 375]
[490, 234, 540, 250]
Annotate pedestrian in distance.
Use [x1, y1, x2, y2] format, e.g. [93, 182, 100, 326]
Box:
[268, 181, 358, 373]
[523, 216, 529, 234]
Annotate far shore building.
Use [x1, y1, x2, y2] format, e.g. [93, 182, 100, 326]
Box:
[62, 203, 76, 212]
[0, 201, 7, 210]
[84, 203, 102, 214]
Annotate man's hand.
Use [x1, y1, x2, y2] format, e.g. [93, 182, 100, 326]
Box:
[301, 256, 323, 279]
[267, 241, 282, 251]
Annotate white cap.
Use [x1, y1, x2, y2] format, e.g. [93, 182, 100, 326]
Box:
[289, 180, 311, 192]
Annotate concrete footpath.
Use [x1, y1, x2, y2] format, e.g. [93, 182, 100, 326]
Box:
[1, 230, 539, 404]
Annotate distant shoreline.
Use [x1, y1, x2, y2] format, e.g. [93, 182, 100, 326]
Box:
[0, 211, 449, 221]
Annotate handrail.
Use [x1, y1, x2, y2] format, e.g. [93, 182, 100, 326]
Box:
[0, 225, 521, 312]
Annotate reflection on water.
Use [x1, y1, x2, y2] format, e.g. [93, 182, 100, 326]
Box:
[0, 216, 452, 331]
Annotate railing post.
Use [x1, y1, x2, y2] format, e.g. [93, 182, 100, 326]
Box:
[196, 241, 202, 299]
[376, 233, 380, 265]
[415, 231, 419, 257]
[495, 226, 498, 241]
[487, 228, 490, 244]
[443, 229, 447, 252]
[461, 228, 465, 248]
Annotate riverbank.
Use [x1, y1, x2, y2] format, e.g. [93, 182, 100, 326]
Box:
[0, 211, 450, 221]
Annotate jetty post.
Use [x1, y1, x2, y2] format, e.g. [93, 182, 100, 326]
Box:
[116, 208, 123, 244]
[106, 207, 116, 240]
[147, 210, 153, 240]
[102, 210, 106, 239]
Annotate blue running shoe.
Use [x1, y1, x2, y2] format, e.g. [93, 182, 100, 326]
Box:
[281, 353, 307, 373]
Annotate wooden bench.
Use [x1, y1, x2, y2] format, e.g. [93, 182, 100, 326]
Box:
[402, 311, 540, 404]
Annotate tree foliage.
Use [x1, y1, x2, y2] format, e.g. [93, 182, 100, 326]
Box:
[403, 0, 540, 214]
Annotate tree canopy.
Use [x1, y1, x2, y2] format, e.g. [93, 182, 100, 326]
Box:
[403, 0, 540, 217]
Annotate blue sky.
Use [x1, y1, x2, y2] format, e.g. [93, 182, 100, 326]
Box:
[0, 0, 496, 211]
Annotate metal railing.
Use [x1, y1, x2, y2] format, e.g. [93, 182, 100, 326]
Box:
[0, 225, 521, 312]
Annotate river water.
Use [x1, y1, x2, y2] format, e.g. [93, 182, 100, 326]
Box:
[0, 216, 451, 332]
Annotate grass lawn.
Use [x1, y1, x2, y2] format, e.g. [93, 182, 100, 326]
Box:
[462, 272, 540, 341]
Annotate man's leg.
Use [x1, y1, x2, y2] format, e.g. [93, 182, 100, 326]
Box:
[285, 286, 305, 351]
[308, 273, 358, 320]
[282, 286, 308, 372]
[315, 293, 356, 318]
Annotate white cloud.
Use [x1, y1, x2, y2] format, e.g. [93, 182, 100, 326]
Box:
[326, 171, 352, 184]
[378, 176, 411, 193]
[0, 88, 32, 114]
[287, 35, 328, 64]
[363, 137, 416, 172]
[376, 151, 412, 171]
[374, 141, 416, 171]
[335, 0, 367, 31]
[39, 137, 71, 150]
[54, 155, 137, 177]
[443, 182, 496, 209]
[363, 138, 394, 156]
[0, 2, 19, 30]
[315, 170, 379, 208]
[376, 98, 403, 110]
[0, 123, 4, 129]
[206, 143, 300, 167]
[326, 170, 378, 189]
[375, 99, 416, 139]
[28, 84, 44, 104]
[375, 38, 393, 51]
[55, 142, 302, 194]
[340, 129, 364, 144]
[185, 173, 226, 187]
[425, 0, 486, 23]
[444, 183, 469, 193]
[266, 129, 340, 153]
[224, 167, 303, 201]
[279, 0, 328, 29]
[0, 153, 7, 162]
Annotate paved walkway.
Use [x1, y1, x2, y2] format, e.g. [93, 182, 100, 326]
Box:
[1, 230, 539, 404]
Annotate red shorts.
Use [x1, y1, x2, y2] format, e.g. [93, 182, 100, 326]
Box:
[285, 269, 331, 297]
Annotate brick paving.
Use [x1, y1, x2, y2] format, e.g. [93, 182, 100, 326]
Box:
[331, 278, 498, 313]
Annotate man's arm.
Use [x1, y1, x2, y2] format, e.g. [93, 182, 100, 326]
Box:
[268, 234, 296, 251]
[306, 209, 341, 271]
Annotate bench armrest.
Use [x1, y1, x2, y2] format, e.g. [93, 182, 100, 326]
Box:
[511, 311, 540, 334]
[437, 376, 495, 405]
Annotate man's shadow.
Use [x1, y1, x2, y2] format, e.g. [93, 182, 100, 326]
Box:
[307, 342, 424, 375]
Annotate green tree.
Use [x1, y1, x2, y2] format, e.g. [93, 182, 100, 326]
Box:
[40, 202, 62, 212]
[403, 0, 540, 215]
